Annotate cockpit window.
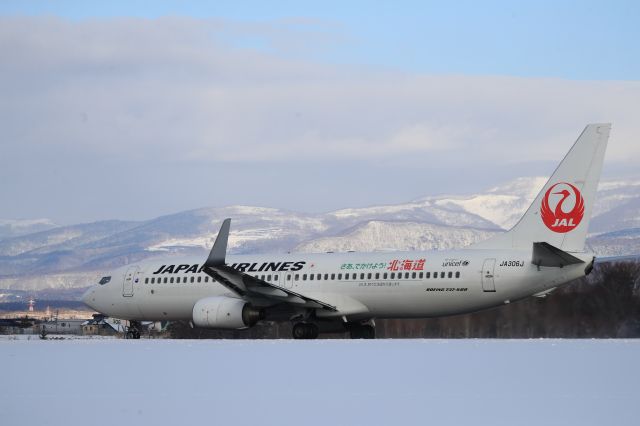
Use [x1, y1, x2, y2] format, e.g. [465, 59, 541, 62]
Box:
[99, 276, 111, 285]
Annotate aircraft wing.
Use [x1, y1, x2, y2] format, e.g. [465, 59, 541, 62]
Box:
[201, 219, 337, 312]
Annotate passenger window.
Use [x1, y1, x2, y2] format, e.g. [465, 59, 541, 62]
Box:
[197, 276, 201, 283]
[190, 276, 194, 283]
[391, 273, 395, 279]
[261, 275, 265, 281]
[274, 275, 278, 281]
[367, 273, 372, 279]
[412, 272, 416, 279]
[383, 273, 387, 279]
[324, 274, 328, 280]
[205, 276, 209, 282]
[184, 277, 188, 283]
[295, 274, 299, 281]
[317, 274, 321, 280]
[419, 272, 423, 279]
[267, 275, 271, 281]
[303, 274, 307, 281]
[310, 274, 314, 281]
[440, 272, 445, 278]
[405, 272, 410, 279]
[448, 271, 453, 278]
[375, 273, 379, 279]
[331, 274, 335, 280]
[433, 273, 437, 279]
[455, 271, 460, 278]
[337, 274, 342, 280]
[426, 272, 430, 278]
[144, 278, 149, 284]
[170, 277, 174, 284]
[360, 273, 365, 280]
[287, 274, 291, 281]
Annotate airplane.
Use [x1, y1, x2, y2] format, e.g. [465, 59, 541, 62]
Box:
[83, 123, 613, 339]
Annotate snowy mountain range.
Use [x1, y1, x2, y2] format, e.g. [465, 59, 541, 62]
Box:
[0, 218, 58, 240]
[1, 176, 639, 292]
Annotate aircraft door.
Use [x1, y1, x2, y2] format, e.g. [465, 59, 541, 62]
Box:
[481, 258, 496, 292]
[283, 272, 293, 289]
[123, 266, 139, 297]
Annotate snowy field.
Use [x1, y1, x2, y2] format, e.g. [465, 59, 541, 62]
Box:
[2, 339, 639, 426]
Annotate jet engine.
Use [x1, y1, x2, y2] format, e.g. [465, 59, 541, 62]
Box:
[192, 296, 264, 329]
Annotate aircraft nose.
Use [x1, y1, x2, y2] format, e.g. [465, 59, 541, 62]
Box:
[81, 287, 96, 310]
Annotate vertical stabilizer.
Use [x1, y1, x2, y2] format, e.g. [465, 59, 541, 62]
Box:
[473, 123, 610, 252]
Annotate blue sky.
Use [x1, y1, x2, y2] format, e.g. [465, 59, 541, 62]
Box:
[1, 2, 639, 223]
[2, 0, 639, 80]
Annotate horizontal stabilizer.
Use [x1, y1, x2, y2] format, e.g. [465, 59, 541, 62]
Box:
[532, 242, 584, 268]
[594, 254, 640, 264]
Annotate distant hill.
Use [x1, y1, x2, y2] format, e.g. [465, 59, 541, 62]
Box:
[0, 218, 58, 240]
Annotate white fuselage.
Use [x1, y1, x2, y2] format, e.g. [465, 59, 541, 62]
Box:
[82, 248, 591, 322]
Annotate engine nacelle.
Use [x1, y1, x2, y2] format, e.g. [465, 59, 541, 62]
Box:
[192, 296, 263, 329]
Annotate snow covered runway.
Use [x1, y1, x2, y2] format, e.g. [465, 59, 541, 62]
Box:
[2, 339, 639, 426]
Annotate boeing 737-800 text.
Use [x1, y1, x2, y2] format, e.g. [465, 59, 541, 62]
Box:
[83, 124, 611, 339]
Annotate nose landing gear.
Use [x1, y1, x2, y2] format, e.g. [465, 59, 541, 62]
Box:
[125, 321, 142, 339]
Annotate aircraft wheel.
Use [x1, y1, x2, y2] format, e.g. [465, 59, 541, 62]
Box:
[349, 324, 375, 339]
[126, 322, 142, 339]
[361, 325, 375, 339]
[292, 323, 318, 339]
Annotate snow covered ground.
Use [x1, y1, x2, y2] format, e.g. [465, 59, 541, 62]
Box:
[2, 339, 639, 426]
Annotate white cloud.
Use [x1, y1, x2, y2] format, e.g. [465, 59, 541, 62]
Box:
[0, 16, 639, 221]
[1, 17, 639, 164]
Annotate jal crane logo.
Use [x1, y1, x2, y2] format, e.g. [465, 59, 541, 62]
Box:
[540, 182, 585, 233]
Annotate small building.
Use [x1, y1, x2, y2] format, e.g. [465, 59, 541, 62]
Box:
[38, 319, 85, 335]
[81, 315, 126, 336]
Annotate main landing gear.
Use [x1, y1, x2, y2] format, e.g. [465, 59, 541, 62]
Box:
[291, 321, 376, 339]
[347, 323, 376, 339]
[292, 322, 319, 339]
[125, 320, 142, 339]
